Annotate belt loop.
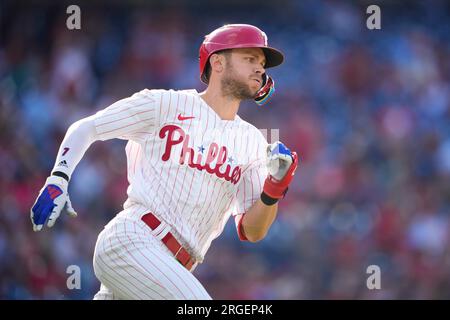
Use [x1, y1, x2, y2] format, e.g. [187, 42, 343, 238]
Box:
[141, 212, 196, 271]
[174, 246, 183, 257]
[152, 223, 171, 241]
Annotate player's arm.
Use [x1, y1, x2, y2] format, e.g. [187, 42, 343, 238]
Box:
[239, 142, 298, 242]
[31, 91, 158, 231]
[30, 115, 100, 231]
[239, 199, 278, 242]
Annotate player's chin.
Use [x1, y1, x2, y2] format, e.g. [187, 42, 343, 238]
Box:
[243, 87, 258, 99]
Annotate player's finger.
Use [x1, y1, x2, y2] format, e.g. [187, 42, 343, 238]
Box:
[65, 197, 78, 218]
[31, 202, 45, 232]
[267, 141, 280, 153]
[269, 151, 291, 163]
[47, 205, 62, 228]
[31, 208, 38, 226]
[277, 153, 293, 164]
[266, 143, 273, 156]
[31, 211, 42, 232]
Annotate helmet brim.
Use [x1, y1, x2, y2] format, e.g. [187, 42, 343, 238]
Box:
[262, 47, 284, 68]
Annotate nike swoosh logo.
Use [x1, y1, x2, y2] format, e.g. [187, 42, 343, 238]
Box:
[177, 114, 195, 121]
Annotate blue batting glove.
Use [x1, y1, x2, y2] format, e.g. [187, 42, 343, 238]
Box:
[31, 176, 77, 231]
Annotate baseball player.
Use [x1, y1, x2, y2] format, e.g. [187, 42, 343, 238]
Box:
[30, 24, 298, 300]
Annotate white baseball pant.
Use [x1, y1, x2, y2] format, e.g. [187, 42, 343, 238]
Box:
[92, 210, 211, 300]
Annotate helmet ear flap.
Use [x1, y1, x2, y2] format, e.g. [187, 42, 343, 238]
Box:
[254, 74, 275, 106]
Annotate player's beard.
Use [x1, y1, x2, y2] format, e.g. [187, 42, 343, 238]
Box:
[221, 61, 258, 101]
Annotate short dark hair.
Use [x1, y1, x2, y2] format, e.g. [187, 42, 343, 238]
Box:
[203, 49, 231, 84]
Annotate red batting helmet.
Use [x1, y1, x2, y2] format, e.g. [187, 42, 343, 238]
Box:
[199, 24, 284, 84]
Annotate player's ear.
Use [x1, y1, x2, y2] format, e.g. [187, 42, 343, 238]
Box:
[209, 53, 224, 74]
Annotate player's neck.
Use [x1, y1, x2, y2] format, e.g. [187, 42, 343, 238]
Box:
[199, 89, 240, 121]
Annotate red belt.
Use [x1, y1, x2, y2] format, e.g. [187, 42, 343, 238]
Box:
[141, 212, 195, 271]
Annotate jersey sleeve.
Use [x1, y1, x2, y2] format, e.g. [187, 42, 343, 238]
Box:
[232, 129, 269, 240]
[93, 89, 159, 142]
[234, 160, 268, 215]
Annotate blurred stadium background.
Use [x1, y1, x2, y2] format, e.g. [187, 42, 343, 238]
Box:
[1, 0, 450, 299]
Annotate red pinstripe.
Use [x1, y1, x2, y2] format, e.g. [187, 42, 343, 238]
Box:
[111, 223, 167, 299]
[130, 220, 204, 299]
[95, 253, 135, 299]
[194, 177, 225, 243]
[97, 109, 155, 129]
[202, 191, 238, 249]
[102, 222, 159, 299]
[202, 187, 233, 243]
[148, 92, 163, 161]
[131, 132, 153, 135]
[185, 97, 210, 242]
[150, 91, 173, 213]
[97, 229, 153, 299]
[197, 180, 234, 247]
[257, 164, 263, 192]
[244, 171, 253, 212]
[126, 142, 134, 174]
[176, 95, 197, 237]
[245, 170, 254, 212]
[98, 101, 154, 121]
[183, 97, 208, 243]
[211, 180, 235, 224]
[97, 116, 155, 136]
[133, 143, 140, 174]
[186, 173, 207, 244]
[230, 122, 244, 218]
[242, 171, 247, 212]
[110, 225, 165, 299]
[106, 95, 155, 112]
[124, 219, 189, 299]
[166, 93, 185, 233]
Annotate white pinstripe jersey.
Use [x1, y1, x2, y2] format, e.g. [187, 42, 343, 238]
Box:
[93, 89, 268, 261]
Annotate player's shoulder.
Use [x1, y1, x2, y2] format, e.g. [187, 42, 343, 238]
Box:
[135, 88, 199, 101]
[131, 88, 163, 101]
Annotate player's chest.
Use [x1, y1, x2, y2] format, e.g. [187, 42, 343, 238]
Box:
[153, 117, 254, 186]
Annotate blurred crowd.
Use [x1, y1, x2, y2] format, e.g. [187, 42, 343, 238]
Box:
[1, 0, 449, 299]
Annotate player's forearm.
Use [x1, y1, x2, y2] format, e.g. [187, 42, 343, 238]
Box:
[241, 199, 278, 242]
[51, 115, 98, 180]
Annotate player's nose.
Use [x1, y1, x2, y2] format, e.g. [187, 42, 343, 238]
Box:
[254, 65, 265, 74]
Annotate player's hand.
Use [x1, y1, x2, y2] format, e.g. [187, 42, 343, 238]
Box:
[263, 141, 299, 199]
[30, 175, 77, 232]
